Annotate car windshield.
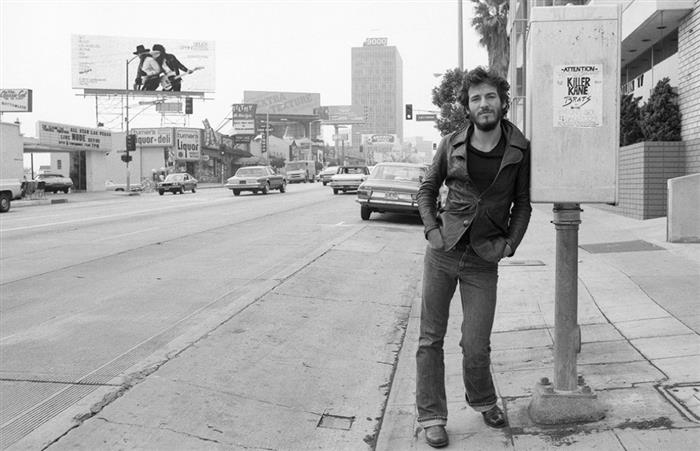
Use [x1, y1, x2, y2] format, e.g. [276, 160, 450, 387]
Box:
[323, 166, 338, 174]
[370, 165, 426, 182]
[236, 168, 265, 177]
[340, 167, 366, 175]
[286, 162, 307, 171]
[164, 174, 184, 182]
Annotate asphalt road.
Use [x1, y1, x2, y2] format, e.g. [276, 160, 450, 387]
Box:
[0, 184, 427, 449]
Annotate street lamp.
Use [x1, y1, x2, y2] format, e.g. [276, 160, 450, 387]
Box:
[124, 55, 138, 192]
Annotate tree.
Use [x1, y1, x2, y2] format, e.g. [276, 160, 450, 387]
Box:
[471, 0, 510, 78]
[268, 155, 286, 170]
[620, 93, 643, 146]
[432, 68, 469, 136]
[640, 77, 681, 142]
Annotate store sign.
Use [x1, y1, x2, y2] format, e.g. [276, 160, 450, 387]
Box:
[37, 121, 112, 151]
[368, 134, 395, 144]
[175, 128, 201, 160]
[0, 89, 32, 112]
[232, 103, 257, 135]
[132, 128, 173, 147]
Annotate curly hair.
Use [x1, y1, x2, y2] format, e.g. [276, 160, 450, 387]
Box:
[458, 66, 510, 117]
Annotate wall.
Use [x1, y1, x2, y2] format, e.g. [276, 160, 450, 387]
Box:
[618, 141, 686, 219]
[678, 1, 700, 141]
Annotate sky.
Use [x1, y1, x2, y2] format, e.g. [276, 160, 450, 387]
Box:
[1, 0, 488, 152]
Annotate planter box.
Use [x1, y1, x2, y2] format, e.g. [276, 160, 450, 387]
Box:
[618, 141, 685, 219]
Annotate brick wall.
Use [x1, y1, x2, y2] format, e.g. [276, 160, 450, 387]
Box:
[678, 1, 700, 141]
[618, 142, 686, 219]
[686, 137, 700, 174]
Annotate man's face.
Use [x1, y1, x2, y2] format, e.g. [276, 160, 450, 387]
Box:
[467, 83, 503, 132]
[151, 50, 161, 59]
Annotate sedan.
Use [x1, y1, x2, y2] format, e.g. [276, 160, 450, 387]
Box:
[34, 173, 73, 194]
[157, 173, 197, 195]
[225, 166, 286, 196]
[317, 166, 339, 185]
[355, 162, 428, 220]
[329, 165, 370, 194]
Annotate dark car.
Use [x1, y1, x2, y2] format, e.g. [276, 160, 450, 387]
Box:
[157, 173, 197, 195]
[34, 173, 73, 194]
[225, 165, 286, 196]
[355, 162, 429, 220]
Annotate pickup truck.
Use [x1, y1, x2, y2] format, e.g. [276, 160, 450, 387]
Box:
[0, 179, 22, 213]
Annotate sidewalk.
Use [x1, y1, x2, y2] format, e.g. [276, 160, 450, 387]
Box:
[377, 203, 700, 450]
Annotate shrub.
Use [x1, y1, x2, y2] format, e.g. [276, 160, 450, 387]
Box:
[620, 93, 643, 146]
[639, 77, 681, 141]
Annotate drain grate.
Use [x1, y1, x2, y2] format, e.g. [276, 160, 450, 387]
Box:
[579, 240, 665, 254]
[500, 260, 545, 266]
[317, 413, 355, 430]
[656, 383, 700, 423]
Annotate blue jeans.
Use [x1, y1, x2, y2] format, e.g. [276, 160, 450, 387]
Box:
[416, 244, 499, 427]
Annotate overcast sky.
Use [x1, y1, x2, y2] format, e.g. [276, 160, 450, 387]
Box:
[1, 0, 488, 146]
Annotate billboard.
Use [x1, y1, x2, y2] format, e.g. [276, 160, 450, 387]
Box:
[323, 105, 365, 125]
[243, 91, 320, 115]
[0, 89, 32, 112]
[71, 34, 215, 93]
[174, 128, 201, 160]
[132, 128, 174, 147]
[37, 121, 112, 151]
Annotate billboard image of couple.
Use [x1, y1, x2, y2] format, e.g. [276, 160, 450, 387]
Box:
[71, 34, 215, 93]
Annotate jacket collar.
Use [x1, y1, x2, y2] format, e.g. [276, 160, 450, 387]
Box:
[449, 119, 528, 151]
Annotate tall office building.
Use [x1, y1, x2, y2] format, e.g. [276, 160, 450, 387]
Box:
[351, 37, 403, 151]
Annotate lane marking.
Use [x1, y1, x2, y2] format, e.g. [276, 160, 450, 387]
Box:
[93, 227, 159, 242]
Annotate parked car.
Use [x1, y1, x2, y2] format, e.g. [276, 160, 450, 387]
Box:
[356, 162, 429, 220]
[105, 180, 144, 192]
[34, 173, 73, 194]
[317, 166, 339, 186]
[225, 165, 286, 196]
[157, 173, 197, 195]
[329, 165, 370, 194]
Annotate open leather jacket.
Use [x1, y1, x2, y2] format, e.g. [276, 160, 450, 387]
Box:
[417, 119, 532, 263]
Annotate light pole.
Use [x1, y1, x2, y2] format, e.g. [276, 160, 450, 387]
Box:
[125, 56, 138, 192]
[458, 0, 464, 71]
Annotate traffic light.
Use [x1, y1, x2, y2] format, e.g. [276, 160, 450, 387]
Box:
[185, 97, 193, 114]
[405, 104, 413, 120]
[121, 154, 133, 163]
[126, 134, 136, 151]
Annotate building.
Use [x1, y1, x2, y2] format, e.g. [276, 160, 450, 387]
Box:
[508, 0, 699, 218]
[351, 37, 404, 157]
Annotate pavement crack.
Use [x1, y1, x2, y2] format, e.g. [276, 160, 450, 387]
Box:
[94, 417, 225, 445]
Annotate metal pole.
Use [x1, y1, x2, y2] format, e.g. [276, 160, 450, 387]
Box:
[458, 0, 464, 71]
[125, 58, 131, 192]
[552, 203, 581, 392]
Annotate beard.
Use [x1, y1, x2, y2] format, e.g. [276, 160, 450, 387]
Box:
[471, 107, 503, 132]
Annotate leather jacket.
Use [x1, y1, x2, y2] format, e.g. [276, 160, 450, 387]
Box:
[417, 119, 532, 263]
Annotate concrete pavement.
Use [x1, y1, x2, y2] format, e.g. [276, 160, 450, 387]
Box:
[6, 193, 699, 450]
[377, 203, 700, 450]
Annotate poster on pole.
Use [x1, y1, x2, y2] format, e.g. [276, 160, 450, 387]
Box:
[71, 34, 215, 93]
[553, 64, 603, 128]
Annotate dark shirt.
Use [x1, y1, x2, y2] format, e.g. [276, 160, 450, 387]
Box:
[456, 133, 506, 249]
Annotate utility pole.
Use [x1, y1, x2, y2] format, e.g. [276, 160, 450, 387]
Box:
[458, 0, 464, 71]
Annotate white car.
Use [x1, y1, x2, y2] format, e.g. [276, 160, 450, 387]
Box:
[329, 165, 370, 194]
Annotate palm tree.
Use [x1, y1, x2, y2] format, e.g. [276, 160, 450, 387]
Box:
[470, 0, 510, 78]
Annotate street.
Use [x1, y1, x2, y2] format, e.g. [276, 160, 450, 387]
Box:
[0, 184, 427, 449]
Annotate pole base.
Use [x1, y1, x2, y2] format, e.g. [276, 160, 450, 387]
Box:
[528, 377, 605, 425]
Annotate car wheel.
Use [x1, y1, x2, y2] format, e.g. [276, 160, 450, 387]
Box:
[322, 181, 327, 186]
[116, 188, 124, 192]
[158, 190, 164, 195]
[191, 186, 196, 193]
[361, 205, 371, 220]
[0, 193, 10, 213]
[262, 183, 269, 195]
[279, 181, 286, 193]
[233, 190, 240, 196]
[333, 188, 338, 195]
[180, 187, 185, 194]
[64, 188, 70, 194]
